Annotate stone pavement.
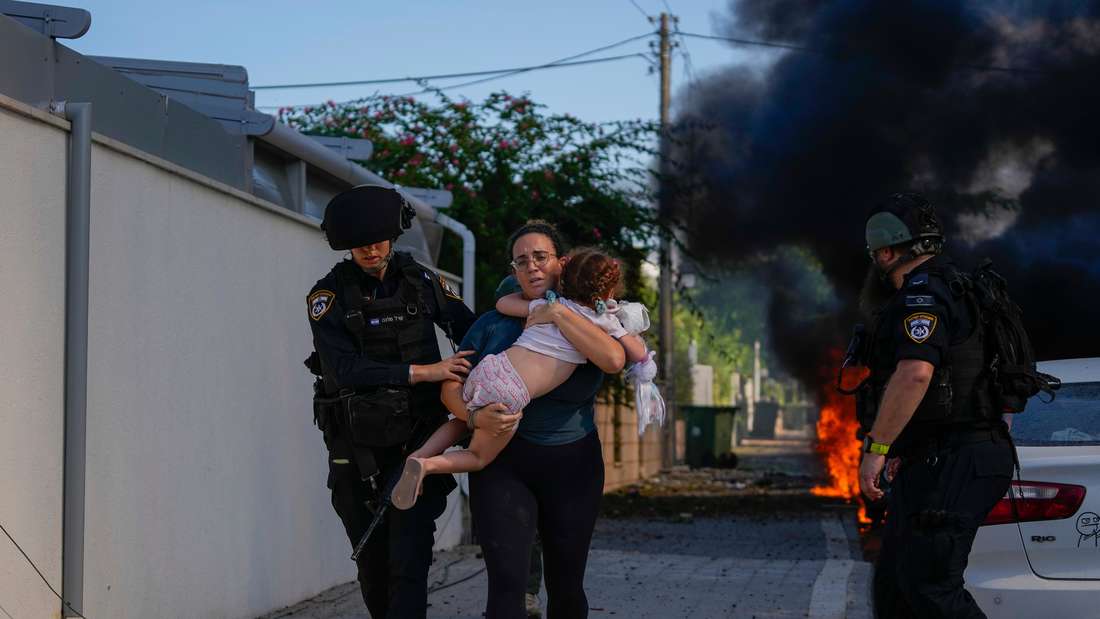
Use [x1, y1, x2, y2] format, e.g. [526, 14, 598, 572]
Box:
[261, 439, 874, 619]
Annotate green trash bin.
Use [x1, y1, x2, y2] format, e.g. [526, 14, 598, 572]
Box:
[681, 405, 738, 468]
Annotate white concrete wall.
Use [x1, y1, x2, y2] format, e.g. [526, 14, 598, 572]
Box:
[0, 105, 67, 619]
[0, 99, 464, 619]
[82, 143, 350, 619]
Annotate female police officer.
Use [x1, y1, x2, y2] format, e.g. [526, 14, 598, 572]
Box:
[306, 185, 476, 618]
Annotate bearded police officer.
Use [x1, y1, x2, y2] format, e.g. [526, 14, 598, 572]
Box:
[306, 185, 476, 618]
[857, 193, 1015, 618]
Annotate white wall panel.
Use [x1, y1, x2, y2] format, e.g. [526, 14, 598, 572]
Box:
[83, 145, 352, 619]
[0, 107, 67, 619]
[1, 102, 463, 619]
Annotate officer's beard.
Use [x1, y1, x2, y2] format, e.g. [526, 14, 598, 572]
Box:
[858, 263, 897, 319]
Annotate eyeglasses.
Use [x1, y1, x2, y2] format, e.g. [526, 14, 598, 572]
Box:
[510, 250, 557, 271]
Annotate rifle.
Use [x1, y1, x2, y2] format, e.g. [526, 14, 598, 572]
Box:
[350, 418, 437, 562]
[350, 465, 405, 561]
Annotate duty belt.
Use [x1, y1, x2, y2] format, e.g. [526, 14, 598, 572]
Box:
[896, 425, 1011, 460]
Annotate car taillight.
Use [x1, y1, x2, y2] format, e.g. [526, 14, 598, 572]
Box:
[982, 481, 1086, 526]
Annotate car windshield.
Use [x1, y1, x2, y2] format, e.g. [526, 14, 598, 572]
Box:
[1011, 381, 1100, 446]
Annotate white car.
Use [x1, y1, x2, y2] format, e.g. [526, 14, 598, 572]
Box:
[966, 357, 1100, 618]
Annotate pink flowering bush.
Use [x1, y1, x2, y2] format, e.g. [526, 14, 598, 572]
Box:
[280, 91, 660, 311]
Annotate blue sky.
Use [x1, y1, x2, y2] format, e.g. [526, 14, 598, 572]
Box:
[66, 0, 764, 124]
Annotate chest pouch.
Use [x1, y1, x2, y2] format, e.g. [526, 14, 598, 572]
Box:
[345, 388, 414, 447]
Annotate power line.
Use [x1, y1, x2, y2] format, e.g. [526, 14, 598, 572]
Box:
[428, 566, 487, 594]
[398, 56, 640, 96]
[406, 52, 650, 91]
[260, 53, 651, 110]
[1, 521, 87, 618]
[671, 15, 704, 107]
[399, 31, 657, 96]
[678, 31, 812, 52]
[407, 27, 658, 96]
[253, 32, 654, 91]
[401, 53, 656, 97]
[627, 0, 650, 20]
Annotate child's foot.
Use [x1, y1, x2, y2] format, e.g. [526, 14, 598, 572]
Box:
[391, 458, 425, 511]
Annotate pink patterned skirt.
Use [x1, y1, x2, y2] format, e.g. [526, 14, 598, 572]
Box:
[463, 352, 532, 415]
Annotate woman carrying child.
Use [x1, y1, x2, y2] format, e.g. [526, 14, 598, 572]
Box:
[400, 221, 647, 618]
[391, 245, 647, 501]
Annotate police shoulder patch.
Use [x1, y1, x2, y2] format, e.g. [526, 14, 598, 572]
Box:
[907, 273, 929, 288]
[905, 294, 935, 307]
[438, 274, 462, 300]
[904, 312, 937, 343]
[308, 289, 335, 321]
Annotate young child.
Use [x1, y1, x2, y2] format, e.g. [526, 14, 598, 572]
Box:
[390, 248, 650, 510]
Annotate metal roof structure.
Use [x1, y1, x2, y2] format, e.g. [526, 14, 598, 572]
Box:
[0, 0, 88, 38]
[89, 55, 274, 137]
[0, 1, 471, 275]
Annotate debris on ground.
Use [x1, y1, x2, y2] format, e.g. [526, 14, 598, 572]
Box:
[601, 439, 860, 519]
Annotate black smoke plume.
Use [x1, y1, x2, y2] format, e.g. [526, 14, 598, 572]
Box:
[672, 0, 1100, 389]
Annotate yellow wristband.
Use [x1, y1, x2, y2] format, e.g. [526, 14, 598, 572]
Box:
[863, 435, 891, 455]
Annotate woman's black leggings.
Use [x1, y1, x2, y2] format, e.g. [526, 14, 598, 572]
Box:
[470, 431, 604, 619]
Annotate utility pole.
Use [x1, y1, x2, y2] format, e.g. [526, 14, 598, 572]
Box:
[656, 12, 677, 468]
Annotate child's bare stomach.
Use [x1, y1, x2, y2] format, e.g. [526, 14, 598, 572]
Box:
[504, 346, 578, 401]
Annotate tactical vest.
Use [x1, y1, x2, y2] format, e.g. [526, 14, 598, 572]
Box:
[331, 252, 449, 418]
[865, 266, 993, 429]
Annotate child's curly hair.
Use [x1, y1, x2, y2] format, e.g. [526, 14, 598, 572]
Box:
[560, 247, 622, 309]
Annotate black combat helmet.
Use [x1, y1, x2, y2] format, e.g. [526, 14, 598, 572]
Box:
[321, 185, 416, 250]
[865, 192, 944, 256]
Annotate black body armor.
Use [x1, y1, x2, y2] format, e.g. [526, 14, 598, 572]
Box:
[857, 262, 995, 443]
[307, 252, 457, 478]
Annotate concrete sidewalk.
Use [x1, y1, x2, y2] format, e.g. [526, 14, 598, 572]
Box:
[261, 440, 874, 619]
[261, 514, 872, 619]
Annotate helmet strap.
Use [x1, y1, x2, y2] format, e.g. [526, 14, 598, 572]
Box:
[360, 244, 396, 277]
[877, 247, 918, 284]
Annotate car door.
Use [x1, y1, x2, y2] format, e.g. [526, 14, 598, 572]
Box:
[1009, 378, 1100, 580]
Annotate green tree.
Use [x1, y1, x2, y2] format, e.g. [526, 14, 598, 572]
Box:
[646, 268, 771, 406]
[280, 93, 661, 311]
[663, 248, 837, 405]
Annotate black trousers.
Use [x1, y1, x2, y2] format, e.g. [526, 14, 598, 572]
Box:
[326, 431, 453, 619]
[528, 537, 544, 596]
[873, 433, 1014, 619]
[470, 431, 604, 619]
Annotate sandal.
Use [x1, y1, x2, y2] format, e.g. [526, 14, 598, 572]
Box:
[391, 458, 425, 510]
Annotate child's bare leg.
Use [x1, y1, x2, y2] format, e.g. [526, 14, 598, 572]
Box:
[392, 418, 468, 510]
[420, 418, 518, 474]
[392, 422, 515, 510]
[409, 418, 467, 459]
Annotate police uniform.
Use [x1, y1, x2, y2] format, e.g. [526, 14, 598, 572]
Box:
[866, 254, 1015, 618]
[306, 186, 475, 618]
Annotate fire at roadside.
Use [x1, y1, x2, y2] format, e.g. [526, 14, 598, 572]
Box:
[812, 348, 874, 525]
[600, 355, 880, 536]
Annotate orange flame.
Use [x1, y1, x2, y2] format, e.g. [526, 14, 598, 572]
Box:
[812, 349, 871, 523]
